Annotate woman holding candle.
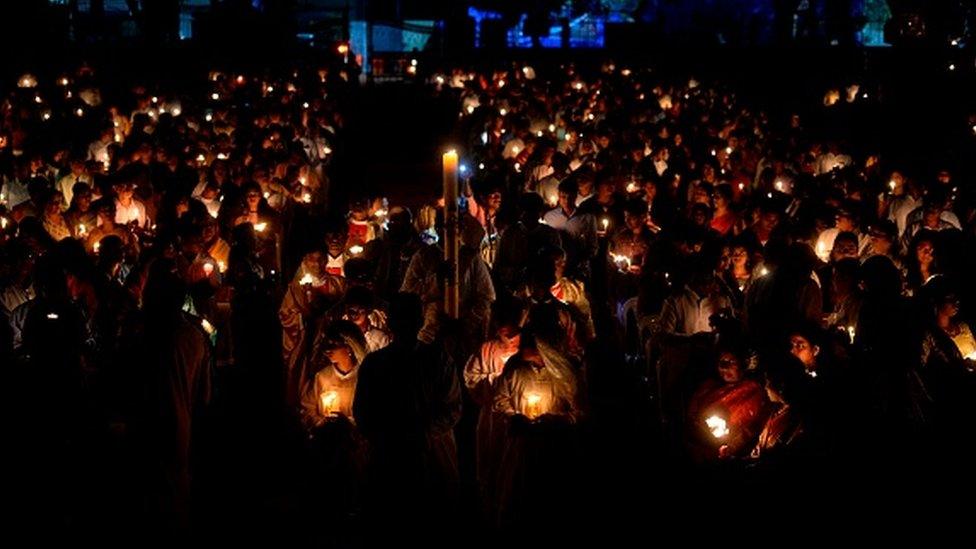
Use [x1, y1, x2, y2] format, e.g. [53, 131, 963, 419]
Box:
[40, 192, 72, 242]
[463, 303, 525, 516]
[300, 320, 367, 428]
[688, 345, 769, 462]
[492, 304, 583, 528]
[63, 183, 97, 238]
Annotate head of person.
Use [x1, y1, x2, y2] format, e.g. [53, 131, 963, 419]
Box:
[317, 320, 368, 373]
[713, 183, 733, 211]
[242, 182, 263, 210]
[935, 292, 961, 322]
[788, 327, 821, 369]
[70, 183, 93, 211]
[831, 231, 859, 261]
[623, 198, 648, 231]
[868, 220, 897, 256]
[388, 292, 423, 342]
[557, 179, 578, 212]
[835, 207, 857, 233]
[715, 346, 746, 384]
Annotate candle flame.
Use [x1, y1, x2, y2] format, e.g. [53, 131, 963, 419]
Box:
[254, 222, 267, 232]
[349, 245, 364, 255]
[217, 261, 227, 273]
[299, 273, 314, 286]
[706, 415, 729, 438]
[201, 318, 216, 335]
[320, 390, 339, 414]
[46, 312, 59, 320]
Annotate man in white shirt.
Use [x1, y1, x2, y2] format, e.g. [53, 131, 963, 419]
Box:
[57, 159, 93, 208]
[542, 180, 598, 276]
[112, 179, 148, 228]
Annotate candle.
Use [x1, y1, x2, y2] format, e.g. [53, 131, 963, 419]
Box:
[203, 263, 214, 277]
[93, 241, 101, 254]
[211, 92, 220, 101]
[443, 149, 460, 320]
[888, 180, 896, 191]
[759, 266, 769, 277]
[301, 192, 312, 203]
[601, 218, 609, 232]
[77, 223, 87, 237]
[196, 154, 206, 164]
[611, 254, 632, 272]
[0, 217, 7, 229]
[236, 75, 245, 84]
[217, 261, 227, 273]
[201, 318, 216, 336]
[846, 326, 856, 345]
[373, 208, 388, 218]
[320, 390, 340, 415]
[348, 245, 364, 255]
[75, 108, 84, 117]
[205, 113, 213, 122]
[299, 273, 314, 286]
[254, 222, 268, 232]
[263, 192, 270, 200]
[151, 96, 159, 104]
[775, 180, 784, 192]
[525, 392, 544, 420]
[626, 181, 639, 194]
[705, 415, 729, 438]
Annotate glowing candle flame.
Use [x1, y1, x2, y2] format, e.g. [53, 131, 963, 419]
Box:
[706, 415, 729, 438]
[93, 241, 101, 254]
[626, 182, 639, 193]
[349, 245, 364, 255]
[525, 392, 544, 420]
[302, 192, 312, 203]
[77, 224, 87, 237]
[203, 263, 214, 277]
[612, 254, 632, 272]
[217, 261, 227, 273]
[47, 313, 59, 320]
[201, 318, 216, 335]
[601, 218, 609, 231]
[320, 391, 339, 415]
[205, 113, 213, 122]
[211, 93, 220, 100]
[888, 180, 896, 191]
[299, 273, 314, 286]
[254, 222, 267, 232]
[846, 326, 856, 345]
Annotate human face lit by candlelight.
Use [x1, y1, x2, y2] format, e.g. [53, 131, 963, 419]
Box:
[916, 240, 935, 267]
[789, 334, 819, 368]
[324, 341, 355, 373]
[325, 232, 347, 257]
[498, 325, 521, 354]
[731, 246, 749, 269]
[642, 181, 657, 202]
[557, 191, 574, 213]
[553, 254, 567, 279]
[625, 210, 646, 232]
[716, 352, 742, 383]
[836, 213, 855, 232]
[486, 191, 502, 211]
[245, 190, 261, 210]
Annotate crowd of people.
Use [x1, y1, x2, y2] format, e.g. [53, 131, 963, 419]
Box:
[2, 57, 976, 541]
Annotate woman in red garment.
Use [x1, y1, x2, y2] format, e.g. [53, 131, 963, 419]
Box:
[687, 345, 769, 462]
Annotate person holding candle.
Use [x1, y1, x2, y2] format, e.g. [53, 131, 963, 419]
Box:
[746, 354, 809, 469]
[491, 304, 583, 528]
[300, 320, 367, 428]
[688, 345, 769, 462]
[111, 179, 148, 229]
[41, 192, 72, 242]
[463, 303, 525, 514]
[64, 183, 97, 238]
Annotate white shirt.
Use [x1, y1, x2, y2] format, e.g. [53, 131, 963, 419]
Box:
[113, 198, 147, 228]
[658, 287, 730, 336]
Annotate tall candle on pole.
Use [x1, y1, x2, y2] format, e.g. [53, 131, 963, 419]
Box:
[443, 149, 460, 319]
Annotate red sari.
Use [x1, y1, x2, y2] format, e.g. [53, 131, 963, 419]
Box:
[687, 378, 769, 461]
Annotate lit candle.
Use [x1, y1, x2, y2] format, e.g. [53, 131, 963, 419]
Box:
[75, 108, 84, 117]
[201, 318, 216, 336]
[211, 92, 220, 101]
[302, 192, 312, 203]
[205, 113, 213, 122]
[775, 180, 784, 192]
[373, 208, 388, 218]
[846, 326, 856, 345]
[706, 415, 729, 438]
[77, 223, 87, 237]
[93, 241, 101, 254]
[888, 180, 896, 192]
[443, 149, 460, 320]
[299, 273, 314, 286]
[0, 216, 8, 229]
[525, 392, 544, 420]
[320, 390, 340, 415]
[601, 218, 609, 232]
[759, 266, 769, 277]
[203, 262, 214, 277]
[217, 261, 227, 273]
[254, 222, 268, 232]
[626, 181, 639, 194]
[612, 254, 632, 272]
[348, 244, 364, 255]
